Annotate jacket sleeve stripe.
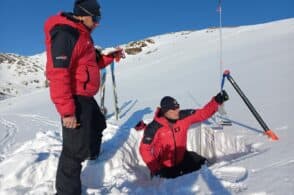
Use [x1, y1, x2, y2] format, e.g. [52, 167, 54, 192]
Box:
[142, 121, 162, 144]
[179, 109, 196, 120]
[184, 98, 219, 125]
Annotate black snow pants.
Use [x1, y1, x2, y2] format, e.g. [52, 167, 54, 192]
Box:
[159, 151, 207, 179]
[56, 95, 106, 195]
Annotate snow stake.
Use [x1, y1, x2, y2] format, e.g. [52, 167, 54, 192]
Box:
[223, 70, 279, 141]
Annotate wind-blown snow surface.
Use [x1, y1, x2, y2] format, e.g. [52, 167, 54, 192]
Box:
[0, 18, 294, 194]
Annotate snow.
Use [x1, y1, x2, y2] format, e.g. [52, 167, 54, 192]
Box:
[0, 53, 46, 97]
[0, 18, 294, 194]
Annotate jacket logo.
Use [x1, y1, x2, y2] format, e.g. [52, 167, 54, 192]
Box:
[144, 137, 152, 141]
[55, 55, 68, 60]
[173, 127, 180, 133]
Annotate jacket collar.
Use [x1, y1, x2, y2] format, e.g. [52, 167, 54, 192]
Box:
[59, 12, 91, 33]
[153, 107, 177, 127]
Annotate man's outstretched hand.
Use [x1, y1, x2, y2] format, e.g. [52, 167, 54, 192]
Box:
[105, 47, 125, 62]
[214, 90, 229, 104]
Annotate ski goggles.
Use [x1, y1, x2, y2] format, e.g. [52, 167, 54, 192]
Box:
[92, 15, 101, 23]
[78, 5, 101, 23]
[171, 103, 180, 110]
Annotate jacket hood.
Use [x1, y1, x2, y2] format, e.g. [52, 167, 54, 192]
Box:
[45, 12, 91, 34]
[153, 107, 174, 127]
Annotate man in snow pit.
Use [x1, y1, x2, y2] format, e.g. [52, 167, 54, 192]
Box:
[44, 0, 123, 194]
[139, 90, 229, 179]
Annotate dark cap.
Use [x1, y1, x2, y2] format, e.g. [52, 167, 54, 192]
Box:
[73, 0, 101, 16]
[160, 96, 180, 113]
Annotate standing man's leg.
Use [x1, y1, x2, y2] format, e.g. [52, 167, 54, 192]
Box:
[56, 151, 83, 195]
[56, 123, 85, 195]
[55, 96, 106, 194]
[76, 96, 106, 160]
[88, 97, 106, 159]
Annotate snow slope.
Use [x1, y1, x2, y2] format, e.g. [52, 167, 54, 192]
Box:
[0, 52, 46, 98]
[0, 18, 294, 194]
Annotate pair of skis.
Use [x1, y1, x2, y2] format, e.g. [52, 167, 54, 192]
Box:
[100, 62, 119, 120]
[99, 47, 125, 120]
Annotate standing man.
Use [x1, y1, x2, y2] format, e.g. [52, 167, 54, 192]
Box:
[139, 91, 229, 179]
[44, 0, 123, 194]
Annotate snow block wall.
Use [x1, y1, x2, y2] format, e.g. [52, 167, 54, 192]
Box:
[187, 124, 250, 162]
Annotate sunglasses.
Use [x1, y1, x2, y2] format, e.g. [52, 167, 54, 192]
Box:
[78, 5, 101, 23]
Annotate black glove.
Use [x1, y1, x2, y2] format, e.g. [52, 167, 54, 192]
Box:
[95, 48, 102, 62]
[134, 120, 147, 131]
[214, 90, 229, 104]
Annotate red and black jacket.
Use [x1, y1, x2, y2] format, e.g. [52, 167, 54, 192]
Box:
[139, 98, 220, 174]
[44, 13, 113, 117]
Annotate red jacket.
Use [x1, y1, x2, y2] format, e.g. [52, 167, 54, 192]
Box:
[44, 13, 113, 117]
[139, 98, 219, 174]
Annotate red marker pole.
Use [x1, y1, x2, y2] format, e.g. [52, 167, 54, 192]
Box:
[223, 70, 278, 141]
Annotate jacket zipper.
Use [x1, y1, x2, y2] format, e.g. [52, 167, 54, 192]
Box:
[169, 123, 177, 166]
[83, 67, 90, 90]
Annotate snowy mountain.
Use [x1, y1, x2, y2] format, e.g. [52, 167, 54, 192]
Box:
[0, 52, 47, 99]
[0, 38, 154, 100]
[0, 18, 294, 194]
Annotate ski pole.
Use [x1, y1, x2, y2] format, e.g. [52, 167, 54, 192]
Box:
[218, 0, 223, 92]
[100, 68, 107, 116]
[215, 0, 231, 126]
[223, 70, 278, 141]
[220, 71, 226, 91]
[110, 62, 119, 120]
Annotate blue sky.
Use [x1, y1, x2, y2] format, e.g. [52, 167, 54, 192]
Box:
[0, 0, 293, 55]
